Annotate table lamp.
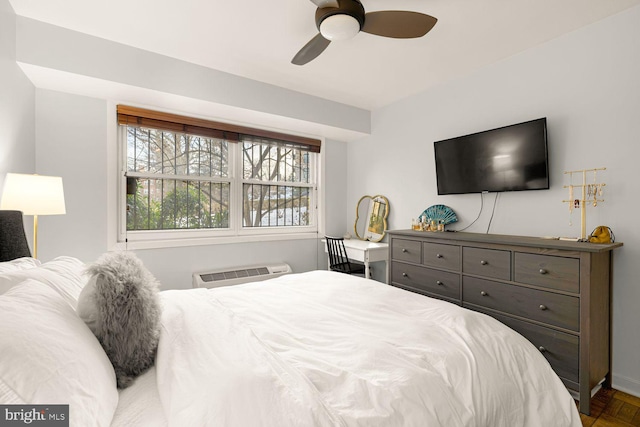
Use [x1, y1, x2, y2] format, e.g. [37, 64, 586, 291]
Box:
[0, 173, 66, 258]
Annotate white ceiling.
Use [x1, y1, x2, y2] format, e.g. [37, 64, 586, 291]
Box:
[10, 0, 640, 111]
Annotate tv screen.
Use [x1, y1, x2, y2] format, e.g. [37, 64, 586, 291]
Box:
[434, 118, 549, 195]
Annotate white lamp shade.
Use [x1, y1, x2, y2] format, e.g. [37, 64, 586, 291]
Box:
[1, 173, 66, 215]
[320, 14, 360, 41]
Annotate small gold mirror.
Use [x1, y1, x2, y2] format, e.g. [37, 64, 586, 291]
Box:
[354, 195, 390, 242]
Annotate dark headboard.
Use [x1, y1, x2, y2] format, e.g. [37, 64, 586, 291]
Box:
[0, 210, 32, 262]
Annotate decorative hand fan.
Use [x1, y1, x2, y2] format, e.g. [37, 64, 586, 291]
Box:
[419, 204, 458, 225]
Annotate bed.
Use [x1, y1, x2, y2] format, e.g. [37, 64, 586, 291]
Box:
[0, 252, 582, 427]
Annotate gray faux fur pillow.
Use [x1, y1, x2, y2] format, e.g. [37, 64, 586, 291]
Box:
[77, 251, 161, 389]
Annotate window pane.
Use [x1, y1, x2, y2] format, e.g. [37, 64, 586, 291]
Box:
[127, 178, 229, 230]
[126, 178, 153, 230]
[126, 126, 229, 178]
[242, 140, 310, 183]
[242, 184, 309, 227]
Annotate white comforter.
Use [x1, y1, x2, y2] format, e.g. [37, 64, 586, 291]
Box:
[155, 270, 581, 427]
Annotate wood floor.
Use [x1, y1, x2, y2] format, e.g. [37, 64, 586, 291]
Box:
[581, 388, 640, 426]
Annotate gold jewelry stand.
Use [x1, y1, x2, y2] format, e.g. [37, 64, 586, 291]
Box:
[562, 167, 606, 240]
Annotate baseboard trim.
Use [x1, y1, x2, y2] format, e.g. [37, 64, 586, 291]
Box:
[613, 374, 640, 398]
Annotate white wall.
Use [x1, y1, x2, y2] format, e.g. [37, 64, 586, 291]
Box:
[347, 5, 640, 395]
[34, 89, 108, 262]
[323, 137, 349, 238]
[0, 0, 35, 243]
[0, 0, 34, 180]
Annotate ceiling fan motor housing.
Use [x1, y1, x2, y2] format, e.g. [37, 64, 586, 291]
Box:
[315, 0, 365, 32]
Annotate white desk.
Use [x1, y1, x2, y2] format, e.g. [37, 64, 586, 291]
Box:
[322, 238, 389, 282]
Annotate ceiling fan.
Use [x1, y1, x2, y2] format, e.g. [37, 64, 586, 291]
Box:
[291, 0, 437, 66]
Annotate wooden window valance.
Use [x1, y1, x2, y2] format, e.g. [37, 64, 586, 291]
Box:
[117, 105, 321, 153]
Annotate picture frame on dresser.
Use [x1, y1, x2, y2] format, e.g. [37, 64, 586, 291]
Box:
[387, 229, 622, 415]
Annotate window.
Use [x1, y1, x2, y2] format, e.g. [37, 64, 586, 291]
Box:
[118, 106, 320, 244]
[242, 136, 313, 228]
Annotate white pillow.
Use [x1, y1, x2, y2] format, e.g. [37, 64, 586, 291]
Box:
[0, 279, 118, 427]
[0, 257, 40, 273]
[0, 256, 87, 307]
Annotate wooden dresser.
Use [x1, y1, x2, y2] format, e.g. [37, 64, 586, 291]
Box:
[387, 230, 622, 415]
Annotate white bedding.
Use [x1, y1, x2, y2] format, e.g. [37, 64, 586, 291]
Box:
[1, 258, 581, 426]
[111, 367, 167, 427]
[154, 270, 581, 427]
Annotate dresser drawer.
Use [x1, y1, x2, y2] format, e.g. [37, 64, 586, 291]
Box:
[463, 277, 579, 331]
[391, 239, 421, 263]
[422, 242, 460, 271]
[463, 247, 511, 280]
[391, 261, 460, 300]
[515, 253, 579, 293]
[467, 306, 579, 384]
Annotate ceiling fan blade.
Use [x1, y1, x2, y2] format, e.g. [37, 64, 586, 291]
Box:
[362, 11, 437, 38]
[309, 0, 339, 8]
[291, 33, 331, 66]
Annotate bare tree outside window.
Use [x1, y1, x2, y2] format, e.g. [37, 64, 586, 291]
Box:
[241, 137, 312, 228]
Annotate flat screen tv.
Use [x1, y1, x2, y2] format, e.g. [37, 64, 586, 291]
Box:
[434, 118, 549, 195]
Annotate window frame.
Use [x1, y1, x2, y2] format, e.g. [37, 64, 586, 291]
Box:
[116, 109, 322, 248]
[235, 139, 318, 238]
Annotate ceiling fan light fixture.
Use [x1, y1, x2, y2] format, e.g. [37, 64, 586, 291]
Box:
[319, 14, 360, 41]
[293, 0, 436, 65]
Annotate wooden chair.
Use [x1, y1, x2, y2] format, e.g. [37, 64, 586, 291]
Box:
[325, 236, 367, 277]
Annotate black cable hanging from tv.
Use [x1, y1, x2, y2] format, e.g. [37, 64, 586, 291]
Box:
[455, 193, 484, 232]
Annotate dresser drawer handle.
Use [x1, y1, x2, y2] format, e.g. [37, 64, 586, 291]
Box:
[538, 346, 547, 353]
[539, 304, 547, 311]
[436, 254, 443, 258]
[402, 248, 408, 253]
[436, 280, 443, 286]
[402, 272, 408, 277]
[539, 269, 548, 274]
[480, 260, 488, 265]
[480, 291, 488, 296]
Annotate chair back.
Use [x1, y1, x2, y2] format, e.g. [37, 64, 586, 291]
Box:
[325, 236, 354, 273]
[0, 210, 32, 262]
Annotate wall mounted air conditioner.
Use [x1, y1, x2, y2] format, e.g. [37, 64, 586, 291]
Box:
[192, 263, 292, 288]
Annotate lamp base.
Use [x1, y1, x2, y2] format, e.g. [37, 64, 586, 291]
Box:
[33, 214, 38, 259]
